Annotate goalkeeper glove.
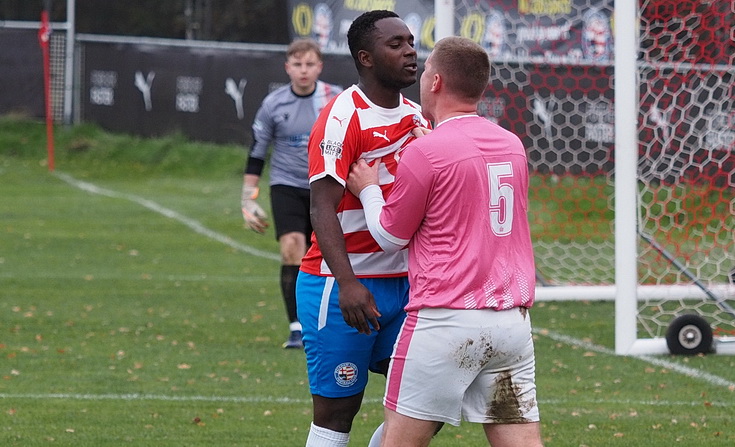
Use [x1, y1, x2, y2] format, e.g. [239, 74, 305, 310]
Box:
[241, 185, 268, 233]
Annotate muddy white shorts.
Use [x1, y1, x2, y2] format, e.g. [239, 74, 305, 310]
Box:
[384, 307, 539, 426]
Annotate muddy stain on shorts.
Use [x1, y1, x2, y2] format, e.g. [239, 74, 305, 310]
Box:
[487, 371, 534, 423]
[519, 307, 528, 320]
[453, 332, 495, 370]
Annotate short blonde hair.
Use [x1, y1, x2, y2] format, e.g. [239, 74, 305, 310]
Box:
[287, 38, 322, 60]
[432, 36, 490, 101]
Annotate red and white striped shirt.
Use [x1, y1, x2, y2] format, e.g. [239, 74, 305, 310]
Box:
[300, 85, 428, 277]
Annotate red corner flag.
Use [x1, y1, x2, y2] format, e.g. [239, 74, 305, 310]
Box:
[39, 10, 55, 171]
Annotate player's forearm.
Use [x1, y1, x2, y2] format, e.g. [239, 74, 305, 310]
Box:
[243, 173, 260, 188]
[359, 185, 407, 253]
[312, 212, 357, 285]
[244, 154, 265, 177]
[310, 178, 358, 285]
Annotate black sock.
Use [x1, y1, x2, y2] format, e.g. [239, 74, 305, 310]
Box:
[281, 265, 300, 324]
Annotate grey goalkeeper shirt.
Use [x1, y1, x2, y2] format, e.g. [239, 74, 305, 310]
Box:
[249, 81, 342, 190]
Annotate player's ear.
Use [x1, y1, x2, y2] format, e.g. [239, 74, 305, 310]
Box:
[357, 49, 373, 69]
[431, 73, 441, 93]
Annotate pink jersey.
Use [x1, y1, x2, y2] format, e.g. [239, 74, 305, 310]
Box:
[379, 115, 536, 311]
[300, 85, 429, 277]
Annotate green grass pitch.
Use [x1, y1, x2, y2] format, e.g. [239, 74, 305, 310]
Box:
[1, 116, 733, 446]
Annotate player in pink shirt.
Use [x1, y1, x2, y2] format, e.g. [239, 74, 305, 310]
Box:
[348, 37, 543, 446]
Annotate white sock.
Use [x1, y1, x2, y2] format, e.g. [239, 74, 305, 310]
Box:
[290, 321, 303, 332]
[305, 422, 349, 447]
[367, 422, 384, 447]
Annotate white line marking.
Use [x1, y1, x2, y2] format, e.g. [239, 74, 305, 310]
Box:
[0, 272, 274, 282]
[536, 328, 735, 389]
[53, 171, 280, 262]
[0, 393, 731, 408]
[0, 393, 310, 404]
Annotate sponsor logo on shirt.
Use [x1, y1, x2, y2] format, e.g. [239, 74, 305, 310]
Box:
[334, 362, 358, 387]
[372, 130, 390, 142]
[288, 133, 310, 148]
[331, 115, 347, 126]
[320, 139, 343, 159]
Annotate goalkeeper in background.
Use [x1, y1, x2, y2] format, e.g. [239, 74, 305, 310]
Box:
[241, 38, 342, 349]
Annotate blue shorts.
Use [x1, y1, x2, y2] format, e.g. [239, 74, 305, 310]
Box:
[296, 272, 409, 398]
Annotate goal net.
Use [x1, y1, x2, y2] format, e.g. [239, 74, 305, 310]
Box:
[446, 0, 734, 354]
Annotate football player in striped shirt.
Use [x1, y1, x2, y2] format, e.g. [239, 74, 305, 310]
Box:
[295, 10, 429, 447]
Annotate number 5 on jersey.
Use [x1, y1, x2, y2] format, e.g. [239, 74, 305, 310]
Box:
[487, 162, 514, 237]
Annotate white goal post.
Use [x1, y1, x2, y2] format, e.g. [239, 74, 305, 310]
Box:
[612, 0, 642, 355]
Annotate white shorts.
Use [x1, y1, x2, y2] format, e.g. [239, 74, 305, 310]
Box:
[384, 307, 539, 426]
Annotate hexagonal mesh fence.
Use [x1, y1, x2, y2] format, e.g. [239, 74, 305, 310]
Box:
[452, 0, 734, 340]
